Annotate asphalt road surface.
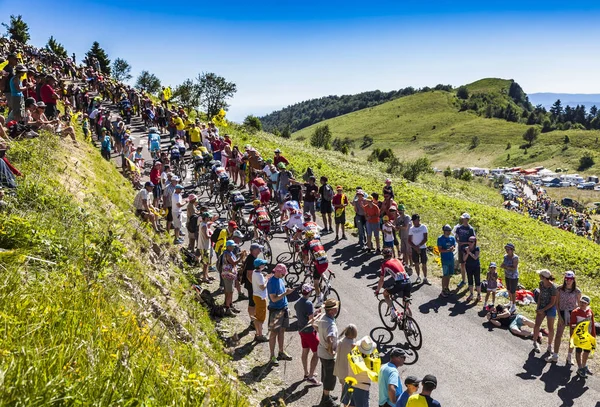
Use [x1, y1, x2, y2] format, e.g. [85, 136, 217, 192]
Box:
[104, 105, 600, 407]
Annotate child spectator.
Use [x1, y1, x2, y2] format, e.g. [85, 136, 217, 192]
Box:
[484, 262, 498, 310]
[382, 215, 395, 253]
[570, 295, 596, 378]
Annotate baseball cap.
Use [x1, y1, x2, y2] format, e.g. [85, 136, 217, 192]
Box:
[404, 376, 421, 386]
[422, 374, 437, 388]
[144, 181, 155, 188]
[301, 284, 314, 295]
[254, 258, 268, 268]
[389, 348, 407, 358]
[274, 148, 281, 153]
[171, 175, 180, 181]
[442, 224, 452, 231]
[565, 271, 575, 279]
[187, 194, 197, 201]
[489, 262, 497, 268]
[389, 206, 397, 211]
[201, 212, 211, 219]
[505, 243, 515, 250]
[581, 295, 591, 304]
[225, 240, 237, 247]
[537, 269, 553, 279]
[411, 214, 420, 221]
[250, 243, 264, 251]
[397, 204, 406, 211]
[175, 184, 184, 190]
[336, 185, 343, 190]
[461, 213, 471, 219]
[233, 230, 244, 238]
[228, 220, 238, 229]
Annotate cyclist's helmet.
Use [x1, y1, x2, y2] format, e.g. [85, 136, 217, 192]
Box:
[382, 248, 394, 259]
[305, 230, 315, 239]
[233, 230, 244, 238]
[253, 199, 261, 206]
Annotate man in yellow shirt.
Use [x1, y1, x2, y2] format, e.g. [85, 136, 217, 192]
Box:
[173, 114, 185, 138]
[189, 122, 201, 148]
[406, 375, 441, 407]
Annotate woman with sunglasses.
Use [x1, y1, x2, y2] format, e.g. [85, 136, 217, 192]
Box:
[546, 271, 581, 364]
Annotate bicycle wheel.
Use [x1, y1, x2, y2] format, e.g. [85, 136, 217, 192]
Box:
[378, 300, 398, 331]
[402, 316, 422, 350]
[323, 287, 341, 318]
[180, 161, 187, 181]
[285, 270, 300, 286]
[276, 252, 293, 265]
[258, 238, 272, 264]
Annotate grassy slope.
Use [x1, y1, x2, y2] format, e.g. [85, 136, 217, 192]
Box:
[0, 131, 249, 405]
[293, 79, 600, 175]
[229, 125, 600, 313]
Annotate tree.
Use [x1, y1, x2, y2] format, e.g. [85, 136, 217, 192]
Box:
[310, 125, 332, 149]
[2, 15, 30, 43]
[578, 151, 595, 171]
[172, 79, 201, 111]
[523, 127, 539, 146]
[469, 136, 480, 149]
[456, 86, 469, 100]
[197, 72, 237, 118]
[111, 58, 132, 82]
[45, 36, 67, 58]
[550, 99, 563, 122]
[443, 166, 452, 177]
[243, 115, 263, 132]
[281, 126, 291, 139]
[85, 42, 111, 75]
[135, 71, 162, 94]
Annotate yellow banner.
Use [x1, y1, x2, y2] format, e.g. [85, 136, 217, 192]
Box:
[570, 321, 597, 354]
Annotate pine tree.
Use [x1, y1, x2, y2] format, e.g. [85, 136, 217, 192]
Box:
[85, 41, 111, 75]
[550, 99, 563, 122]
[45, 36, 68, 58]
[2, 15, 30, 43]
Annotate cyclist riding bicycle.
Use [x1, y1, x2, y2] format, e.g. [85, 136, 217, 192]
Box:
[375, 247, 412, 321]
[229, 191, 246, 220]
[250, 173, 271, 204]
[170, 145, 182, 166]
[248, 199, 271, 237]
[148, 130, 161, 158]
[284, 208, 304, 239]
[211, 161, 230, 193]
[280, 195, 300, 225]
[302, 230, 330, 305]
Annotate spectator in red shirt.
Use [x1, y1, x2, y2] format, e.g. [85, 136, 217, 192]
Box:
[149, 161, 163, 208]
[273, 148, 289, 167]
[40, 75, 59, 119]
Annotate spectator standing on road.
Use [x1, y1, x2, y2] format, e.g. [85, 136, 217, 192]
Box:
[334, 324, 358, 406]
[464, 236, 481, 303]
[317, 298, 340, 407]
[437, 225, 456, 298]
[364, 195, 381, 253]
[570, 295, 596, 378]
[395, 376, 421, 407]
[318, 176, 334, 233]
[408, 214, 429, 285]
[395, 205, 412, 267]
[171, 184, 187, 244]
[332, 186, 348, 241]
[353, 189, 367, 249]
[294, 284, 322, 385]
[267, 264, 294, 366]
[251, 258, 270, 343]
[197, 212, 214, 283]
[453, 213, 475, 290]
[378, 348, 406, 407]
[243, 243, 264, 331]
[149, 161, 163, 208]
[546, 271, 581, 364]
[406, 375, 441, 407]
[163, 175, 178, 233]
[345, 336, 377, 407]
[500, 243, 519, 314]
[40, 75, 60, 119]
[532, 269, 557, 354]
[304, 175, 319, 222]
[483, 262, 498, 310]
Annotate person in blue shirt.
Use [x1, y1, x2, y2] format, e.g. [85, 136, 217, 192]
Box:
[267, 263, 295, 366]
[395, 376, 421, 407]
[378, 348, 406, 407]
[437, 225, 456, 298]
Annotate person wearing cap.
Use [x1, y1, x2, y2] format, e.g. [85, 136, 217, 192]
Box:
[273, 148, 289, 167]
[378, 347, 406, 407]
[344, 336, 378, 407]
[483, 262, 499, 310]
[408, 214, 429, 285]
[316, 298, 340, 407]
[437, 224, 456, 297]
[363, 193, 381, 253]
[382, 215, 395, 253]
[547, 271, 581, 364]
[133, 181, 162, 232]
[334, 324, 358, 404]
[395, 376, 421, 407]
[163, 175, 179, 232]
[267, 264, 295, 365]
[294, 283, 322, 386]
[452, 212, 475, 289]
[40, 74, 59, 119]
[531, 269, 557, 354]
[332, 186, 349, 241]
[197, 212, 215, 283]
[242, 242, 264, 329]
[7, 64, 28, 122]
[463, 235, 481, 303]
[394, 204, 412, 267]
[405, 374, 440, 407]
[251, 257, 271, 342]
[569, 295, 596, 378]
[171, 184, 187, 244]
[318, 176, 334, 233]
[215, 220, 239, 257]
[500, 243, 519, 313]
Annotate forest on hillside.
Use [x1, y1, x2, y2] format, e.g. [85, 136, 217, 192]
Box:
[259, 84, 453, 133]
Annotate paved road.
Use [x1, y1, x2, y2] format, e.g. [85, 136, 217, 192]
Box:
[103, 104, 600, 407]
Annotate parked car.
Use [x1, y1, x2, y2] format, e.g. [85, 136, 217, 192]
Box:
[577, 182, 596, 190]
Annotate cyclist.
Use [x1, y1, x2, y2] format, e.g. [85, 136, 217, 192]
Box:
[375, 247, 412, 322]
[170, 145, 182, 169]
[250, 172, 271, 204]
[229, 190, 246, 222]
[280, 195, 300, 225]
[211, 161, 231, 196]
[248, 199, 271, 238]
[284, 208, 305, 240]
[148, 129, 161, 159]
[302, 230, 330, 304]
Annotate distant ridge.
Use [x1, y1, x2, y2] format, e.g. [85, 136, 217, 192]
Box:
[529, 93, 600, 109]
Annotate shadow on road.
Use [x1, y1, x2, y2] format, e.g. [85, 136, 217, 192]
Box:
[517, 350, 547, 380]
[239, 360, 276, 385]
[259, 380, 312, 406]
[369, 326, 419, 366]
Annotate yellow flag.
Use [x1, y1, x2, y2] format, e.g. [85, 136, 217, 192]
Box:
[212, 108, 228, 127]
[348, 346, 381, 383]
[0, 60, 7, 70]
[164, 86, 172, 100]
[570, 321, 597, 354]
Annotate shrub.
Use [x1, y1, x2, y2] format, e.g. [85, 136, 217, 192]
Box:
[361, 135, 373, 149]
[310, 124, 332, 149]
[281, 126, 291, 139]
[578, 151, 595, 171]
[452, 167, 473, 181]
[456, 86, 469, 100]
[386, 157, 433, 182]
[443, 166, 452, 177]
[243, 115, 262, 132]
[470, 136, 480, 150]
[522, 127, 539, 146]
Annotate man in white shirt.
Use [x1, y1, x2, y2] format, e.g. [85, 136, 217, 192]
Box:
[172, 184, 187, 244]
[408, 214, 429, 285]
[133, 181, 161, 232]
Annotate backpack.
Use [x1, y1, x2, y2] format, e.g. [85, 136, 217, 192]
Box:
[323, 184, 334, 201]
[211, 226, 223, 244]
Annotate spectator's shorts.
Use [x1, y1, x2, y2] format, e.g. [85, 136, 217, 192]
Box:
[135, 209, 149, 218]
[334, 211, 346, 225]
[223, 277, 234, 293]
[411, 248, 427, 264]
[254, 296, 267, 322]
[505, 277, 518, 294]
[199, 249, 210, 266]
[320, 199, 332, 214]
[299, 331, 319, 352]
[304, 201, 316, 214]
[268, 307, 289, 332]
[509, 314, 524, 330]
[173, 213, 182, 229]
[442, 263, 454, 277]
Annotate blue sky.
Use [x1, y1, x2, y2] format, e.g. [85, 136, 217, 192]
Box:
[2, 0, 600, 121]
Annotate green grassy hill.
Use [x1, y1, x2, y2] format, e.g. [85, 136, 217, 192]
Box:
[293, 78, 600, 174]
